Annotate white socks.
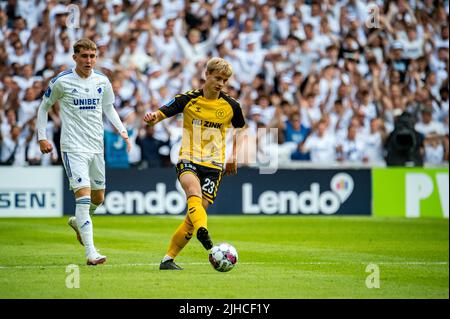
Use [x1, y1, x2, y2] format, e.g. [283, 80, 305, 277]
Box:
[75, 196, 96, 258]
[162, 255, 174, 262]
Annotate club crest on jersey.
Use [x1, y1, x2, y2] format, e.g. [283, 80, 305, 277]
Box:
[216, 108, 226, 119]
[44, 87, 51, 97]
[97, 87, 102, 94]
[85, 88, 89, 92]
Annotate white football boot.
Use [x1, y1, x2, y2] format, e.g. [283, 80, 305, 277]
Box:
[87, 251, 107, 266]
[68, 216, 84, 246]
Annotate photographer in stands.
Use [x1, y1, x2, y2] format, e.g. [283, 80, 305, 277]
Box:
[384, 111, 424, 167]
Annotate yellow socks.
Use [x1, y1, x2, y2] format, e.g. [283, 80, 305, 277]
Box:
[186, 195, 208, 230]
[165, 196, 208, 259]
[167, 215, 194, 259]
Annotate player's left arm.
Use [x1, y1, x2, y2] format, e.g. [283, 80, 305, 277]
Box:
[225, 99, 246, 176]
[102, 81, 131, 152]
[103, 103, 131, 152]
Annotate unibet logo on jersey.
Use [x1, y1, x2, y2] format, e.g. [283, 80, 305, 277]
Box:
[73, 98, 100, 108]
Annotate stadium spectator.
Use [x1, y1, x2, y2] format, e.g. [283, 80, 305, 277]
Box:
[438, 86, 449, 134]
[53, 33, 75, 68]
[35, 51, 57, 78]
[415, 105, 446, 137]
[17, 87, 40, 126]
[117, 35, 155, 74]
[1, 107, 17, 139]
[0, 123, 34, 166]
[0, 0, 448, 168]
[27, 118, 59, 166]
[135, 124, 167, 169]
[364, 117, 388, 165]
[0, 9, 7, 42]
[151, 20, 181, 71]
[282, 112, 310, 161]
[173, 16, 217, 77]
[13, 64, 41, 91]
[301, 119, 337, 164]
[337, 124, 367, 163]
[423, 133, 447, 165]
[7, 40, 31, 67]
[329, 99, 354, 140]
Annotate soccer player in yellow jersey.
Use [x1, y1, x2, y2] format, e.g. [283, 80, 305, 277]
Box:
[144, 58, 246, 270]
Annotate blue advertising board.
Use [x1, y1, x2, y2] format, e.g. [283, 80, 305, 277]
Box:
[64, 168, 372, 216]
[213, 168, 371, 215]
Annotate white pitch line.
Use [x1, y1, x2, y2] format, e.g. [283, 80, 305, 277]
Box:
[0, 261, 448, 269]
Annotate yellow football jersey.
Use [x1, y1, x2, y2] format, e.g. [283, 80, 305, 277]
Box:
[159, 89, 245, 170]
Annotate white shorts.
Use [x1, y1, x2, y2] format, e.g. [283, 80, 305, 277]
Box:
[62, 152, 106, 191]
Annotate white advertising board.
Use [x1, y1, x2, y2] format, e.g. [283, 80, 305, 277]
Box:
[0, 167, 63, 217]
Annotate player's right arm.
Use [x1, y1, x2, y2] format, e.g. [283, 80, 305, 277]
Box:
[144, 92, 194, 126]
[36, 80, 63, 154]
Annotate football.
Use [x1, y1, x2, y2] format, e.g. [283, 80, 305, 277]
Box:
[208, 243, 238, 272]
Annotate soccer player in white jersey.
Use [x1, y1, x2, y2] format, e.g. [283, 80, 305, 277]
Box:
[36, 38, 131, 265]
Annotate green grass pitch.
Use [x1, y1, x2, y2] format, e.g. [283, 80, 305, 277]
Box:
[0, 216, 448, 299]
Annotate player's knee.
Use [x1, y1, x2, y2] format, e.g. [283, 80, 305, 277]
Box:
[185, 187, 202, 198]
[75, 187, 91, 198]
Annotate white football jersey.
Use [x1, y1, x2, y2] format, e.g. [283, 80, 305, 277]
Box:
[37, 68, 123, 153]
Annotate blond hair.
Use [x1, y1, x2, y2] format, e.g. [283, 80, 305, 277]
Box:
[206, 57, 233, 78]
[73, 38, 97, 53]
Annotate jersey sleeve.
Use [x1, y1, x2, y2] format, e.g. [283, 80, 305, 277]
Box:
[231, 104, 245, 128]
[103, 103, 126, 133]
[159, 92, 195, 118]
[41, 79, 64, 110]
[37, 80, 64, 140]
[220, 92, 245, 128]
[102, 80, 115, 106]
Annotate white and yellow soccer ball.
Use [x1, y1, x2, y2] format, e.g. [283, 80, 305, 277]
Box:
[208, 242, 238, 272]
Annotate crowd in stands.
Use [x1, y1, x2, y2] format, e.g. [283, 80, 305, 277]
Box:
[0, 0, 448, 168]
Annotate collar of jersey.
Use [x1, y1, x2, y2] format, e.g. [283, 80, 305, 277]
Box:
[72, 67, 94, 80]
